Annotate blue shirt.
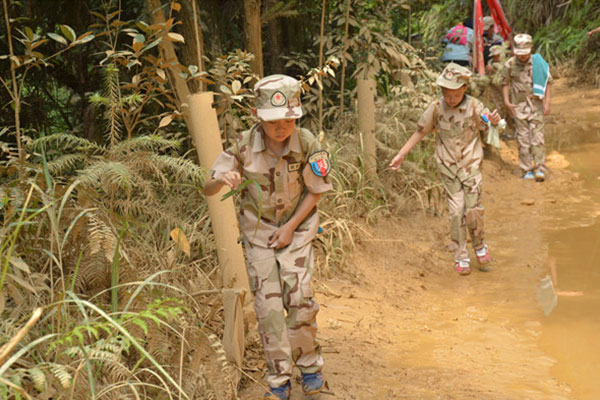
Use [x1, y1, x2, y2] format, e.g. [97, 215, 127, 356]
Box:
[441, 26, 474, 63]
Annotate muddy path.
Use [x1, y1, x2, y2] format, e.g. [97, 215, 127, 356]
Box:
[239, 79, 600, 399]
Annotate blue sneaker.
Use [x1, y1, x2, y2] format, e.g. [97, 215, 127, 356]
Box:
[264, 381, 291, 399]
[535, 170, 545, 182]
[523, 171, 534, 180]
[301, 372, 327, 395]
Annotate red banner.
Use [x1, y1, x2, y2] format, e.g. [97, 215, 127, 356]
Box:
[488, 0, 512, 41]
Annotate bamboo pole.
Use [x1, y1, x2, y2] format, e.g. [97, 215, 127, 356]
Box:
[357, 79, 377, 177]
[187, 92, 250, 379]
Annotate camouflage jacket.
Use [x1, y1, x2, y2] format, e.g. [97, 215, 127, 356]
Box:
[418, 95, 489, 181]
[210, 123, 332, 248]
[501, 56, 553, 104]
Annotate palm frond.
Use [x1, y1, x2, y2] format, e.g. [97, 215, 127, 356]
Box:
[104, 64, 123, 147]
[30, 133, 104, 154]
[150, 154, 205, 185]
[108, 135, 180, 156]
[47, 154, 88, 175]
[78, 161, 134, 192]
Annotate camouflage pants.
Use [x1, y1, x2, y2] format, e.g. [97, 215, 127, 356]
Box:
[441, 173, 485, 261]
[514, 101, 546, 173]
[245, 240, 323, 388]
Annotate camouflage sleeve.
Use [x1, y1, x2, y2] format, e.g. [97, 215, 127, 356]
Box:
[209, 144, 240, 180]
[500, 59, 511, 87]
[474, 98, 489, 116]
[301, 130, 333, 194]
[417, 101, 436, 134]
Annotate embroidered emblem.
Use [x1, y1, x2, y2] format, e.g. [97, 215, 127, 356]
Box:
[270, 91, 286, 107]
[445, 71, 454, 79]
[307, 150, 331, 177]
[288, 162, 301, 172]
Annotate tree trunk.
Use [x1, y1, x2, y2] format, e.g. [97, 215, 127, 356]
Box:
[263, 0, 283, 74]
[178, 0, 206, 93]
[357, 79, 377, 177]
[339, 0, 351, 118]
[146, 0, 191, 104]
[317, 0, 326, 132]
[243, 0, 264, 77]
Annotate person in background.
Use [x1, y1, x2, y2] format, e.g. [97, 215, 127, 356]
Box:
[502, 33, 552, 181]
[441, 21, 474, 67]
[483, 16, 504, 64]
[485, 45, 513, 138]
[390, 63, 501, 276]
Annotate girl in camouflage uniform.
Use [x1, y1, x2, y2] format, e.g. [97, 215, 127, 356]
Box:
[205, 75, 331, 399]
[390, 63, 501, 275]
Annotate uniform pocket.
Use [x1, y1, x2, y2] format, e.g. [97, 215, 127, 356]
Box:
[245, 244, 275, 294]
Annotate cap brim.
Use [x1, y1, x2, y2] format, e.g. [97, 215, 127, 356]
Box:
[256, 106, 303, 121]
[514, 48, 531, 55]
[436, 76, 466, 89]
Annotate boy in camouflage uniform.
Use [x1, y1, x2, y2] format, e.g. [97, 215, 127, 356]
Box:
[484, 45, 506, 110]
[502, 33, 552, 181]
[204, 75, 331, 399]
[485, 45, 514, 138]
[390, 63, 501, 275]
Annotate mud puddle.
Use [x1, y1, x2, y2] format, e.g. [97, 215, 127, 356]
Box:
[539, 142, 600, 400]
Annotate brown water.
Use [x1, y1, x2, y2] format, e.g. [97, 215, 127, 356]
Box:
[540, 142, 600, 399]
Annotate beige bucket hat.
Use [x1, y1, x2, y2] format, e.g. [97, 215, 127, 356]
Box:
[514, 33, 532, 55]
[436, 63, 473, 89]
[253, 74, 303, 121]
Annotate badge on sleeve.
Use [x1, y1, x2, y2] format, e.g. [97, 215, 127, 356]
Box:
[308, 150, 331, 177]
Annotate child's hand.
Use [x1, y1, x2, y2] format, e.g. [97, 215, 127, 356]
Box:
[219, 171, 242, 190]
[504, 102, 516, 117]
[489, 109, 501, 125]
[543, 102, 551, 116]
[269, 224, 294, 249]
[389, 152, 405, 171]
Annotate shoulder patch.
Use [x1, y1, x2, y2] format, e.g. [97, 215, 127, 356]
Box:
[308, 150, 331, 177]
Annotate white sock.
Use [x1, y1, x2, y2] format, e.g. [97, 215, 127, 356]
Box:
[476, 245, 488, 257]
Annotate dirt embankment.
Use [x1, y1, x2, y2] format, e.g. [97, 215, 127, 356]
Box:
[240, 79, 600, 399]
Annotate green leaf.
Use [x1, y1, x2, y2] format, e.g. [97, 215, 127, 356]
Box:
[59, 25, 76, 42]
[47, 32, 67, 45]
[220, 179, 255, 201]
[131, 318, 148, 335]
[74, 33, 95, 45]
[25, 27, 34, 40]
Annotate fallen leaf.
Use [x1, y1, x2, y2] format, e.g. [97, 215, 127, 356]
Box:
[170, 227, 190, 256]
